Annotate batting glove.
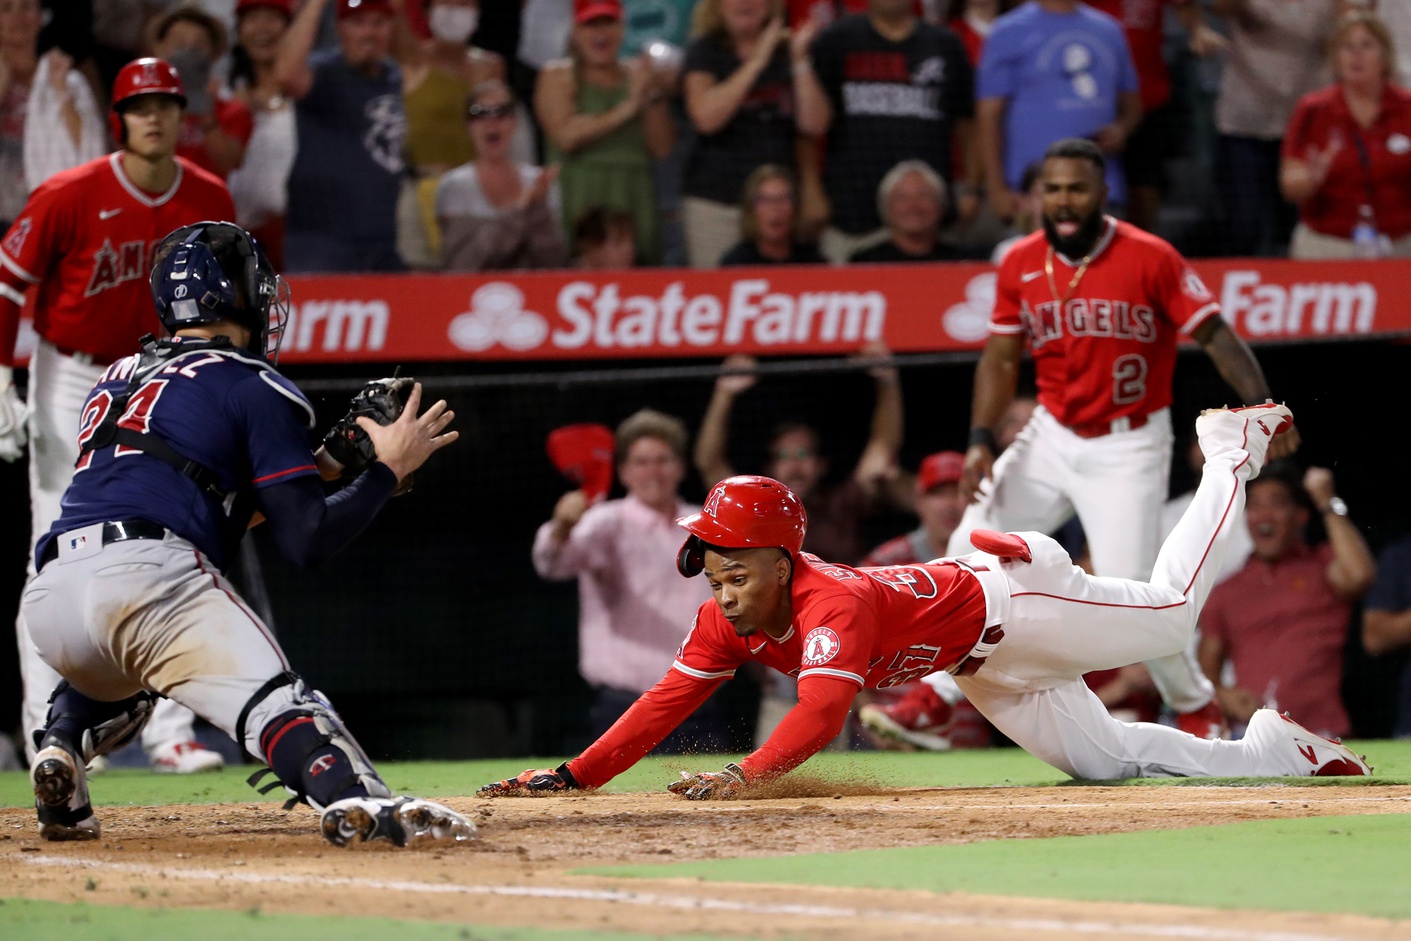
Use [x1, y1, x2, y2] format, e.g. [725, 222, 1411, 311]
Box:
[667, 762, 746, 800]
[477, 762, 579, 797]
[0, 365, 28, 463]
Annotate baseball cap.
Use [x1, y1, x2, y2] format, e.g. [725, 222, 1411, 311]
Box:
[236, 0, 294, 17]
[574, 0, 623, 24]
[916, 451, 965, 493]
[338, 0, 394, 19]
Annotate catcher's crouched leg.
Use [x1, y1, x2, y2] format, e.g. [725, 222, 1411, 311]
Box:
[236, 672, 473, 847]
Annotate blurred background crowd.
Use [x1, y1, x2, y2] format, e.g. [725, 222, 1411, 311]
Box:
[1, 0, 1409, 769]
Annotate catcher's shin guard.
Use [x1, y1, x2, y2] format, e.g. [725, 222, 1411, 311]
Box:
[237, 672, 390, 810]
[35, 681, 157, 764]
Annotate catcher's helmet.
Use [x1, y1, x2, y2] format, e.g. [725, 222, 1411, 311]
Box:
[676, 475, 807, 577]
[150, 221, 290, 361]
[110, 57, 186, 143]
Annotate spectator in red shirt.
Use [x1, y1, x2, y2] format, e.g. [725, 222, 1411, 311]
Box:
[1198, 462, 1376, 740]
[943, 0, 1011, 68]
[1281, 12, 1411, 259]
[151, 5, 255, 179]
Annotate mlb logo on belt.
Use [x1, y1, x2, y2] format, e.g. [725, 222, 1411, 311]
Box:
[68, 535, 88, 551]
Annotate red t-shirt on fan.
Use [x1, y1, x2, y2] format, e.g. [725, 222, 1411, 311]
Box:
[787, 0, 922, 27]
[1282, 82, 1411, 240]
[990, 218, 1220, 431]
[1084, 0, 1186, 113]
[0, 153, 235, 367]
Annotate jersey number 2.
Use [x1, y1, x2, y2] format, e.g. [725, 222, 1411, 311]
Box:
[74, 380, 170, 472]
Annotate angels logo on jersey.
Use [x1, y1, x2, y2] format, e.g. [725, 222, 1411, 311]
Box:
[86, 238, 160, 297]
[801, 626, 842, 666]
[1181, 268, 1213, 302]
[2, 217, 30, 257]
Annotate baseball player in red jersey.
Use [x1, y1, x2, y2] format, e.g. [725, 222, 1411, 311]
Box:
[479, 405, 1370, 798]
[940, 137, 1299, 741]
[0, 57, 236, 773]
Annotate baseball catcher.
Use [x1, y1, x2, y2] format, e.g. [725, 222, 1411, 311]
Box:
[482, 404, 1369, 800]
[24, 221, 473, 847]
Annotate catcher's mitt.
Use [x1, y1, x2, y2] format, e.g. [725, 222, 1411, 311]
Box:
[322, 376, 415, 476]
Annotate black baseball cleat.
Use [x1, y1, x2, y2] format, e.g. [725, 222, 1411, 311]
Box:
[320, 796, 476, 847]
[32, 743, 100, 841]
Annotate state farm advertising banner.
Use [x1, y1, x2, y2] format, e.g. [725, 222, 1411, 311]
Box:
[14, 258, 1411, 365]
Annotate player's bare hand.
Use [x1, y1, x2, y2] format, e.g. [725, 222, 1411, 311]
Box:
[958, 444, 994, 504]
[551, 488, 590, 539]
[716, 354, 758, 395]
[1303, 466, 1337, 509]
[1266, 421, 1300, 462]
[355, 383, 457, 482]
[668, 763, 746, 800]
[478, 765, 579, 797]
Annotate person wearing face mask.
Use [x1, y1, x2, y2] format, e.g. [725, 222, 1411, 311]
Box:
[395, 0, 505, 268]
[151, 5, 255, 179]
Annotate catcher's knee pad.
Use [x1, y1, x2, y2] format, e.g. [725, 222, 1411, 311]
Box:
[37, 681, 158, 764]
[236, 672, 389, 811]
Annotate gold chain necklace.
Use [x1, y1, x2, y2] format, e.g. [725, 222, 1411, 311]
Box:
[1045, 244, 1095, 306]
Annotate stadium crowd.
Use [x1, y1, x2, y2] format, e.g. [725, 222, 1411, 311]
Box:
[3, 0, 1409, 272]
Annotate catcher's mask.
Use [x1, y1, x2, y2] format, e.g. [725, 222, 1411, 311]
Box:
[150, 221, 291, 363]
[676, 475, 807, 577]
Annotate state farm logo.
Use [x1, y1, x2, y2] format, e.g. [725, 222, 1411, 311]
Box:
[284, 300, 388, 353]
[448, 279, 887, 351]
[941, 272, 995, 343]
[447, 283, 549, 352]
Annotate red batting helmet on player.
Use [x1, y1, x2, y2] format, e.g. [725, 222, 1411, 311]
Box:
[110, 57, 187, 143]
[676, 476, 808, 577]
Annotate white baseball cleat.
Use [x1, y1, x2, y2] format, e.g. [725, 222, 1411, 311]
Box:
[32, 744, 101, 841]
[1242, 708, 1372, 777]
[320, 796, 476, 847]
[1195, 402, 1293, 478]
[150, 740, 225, 774]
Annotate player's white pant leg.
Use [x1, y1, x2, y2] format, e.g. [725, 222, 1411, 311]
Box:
[946, 407, 1076, 558]
[22, 532, 291, 744]
[1062, 410, 1214, 712]
[17, 342, 105, 760]
[954, 675, 1300, 779]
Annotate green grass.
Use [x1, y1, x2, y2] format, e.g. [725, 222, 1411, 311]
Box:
[3, 741, 1408, 809]
[586, 813, 1411, 919]
[0, 898, 766, 941]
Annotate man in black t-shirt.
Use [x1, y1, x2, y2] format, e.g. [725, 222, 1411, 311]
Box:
[794, 0, 976, 263]
[850, 159, 960, 263]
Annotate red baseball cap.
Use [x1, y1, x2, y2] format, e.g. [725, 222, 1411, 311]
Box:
[916, 451, 965, 493]
[574, 0, 623, 24]
[338, 0, 394, 19]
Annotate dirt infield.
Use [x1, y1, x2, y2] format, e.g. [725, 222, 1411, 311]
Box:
[4, 784, 1411, 940]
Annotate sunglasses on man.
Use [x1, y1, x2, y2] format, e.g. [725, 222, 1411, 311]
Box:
[467, 103, 514, 121]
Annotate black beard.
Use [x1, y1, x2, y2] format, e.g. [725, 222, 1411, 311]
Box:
[1042, 210, 1106, 260]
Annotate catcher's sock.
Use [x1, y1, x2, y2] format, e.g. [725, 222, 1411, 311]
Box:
[38, 684, 139, 755]
[261, 712, 371, 807]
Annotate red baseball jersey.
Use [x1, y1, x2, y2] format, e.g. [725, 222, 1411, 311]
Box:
[0, 153, 235, 367]
[569, 554, 990, 788]
[991, 218, 1220, 430]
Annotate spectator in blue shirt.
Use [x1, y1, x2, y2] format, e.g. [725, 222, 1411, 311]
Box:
[1363, 533, 1411, 738]
[976, 0, 1141, 221]
[276, 0, 407, 272]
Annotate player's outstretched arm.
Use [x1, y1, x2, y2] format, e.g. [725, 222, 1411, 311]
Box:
[960, 334, 1023, 502]
[355, 382, 458, 484]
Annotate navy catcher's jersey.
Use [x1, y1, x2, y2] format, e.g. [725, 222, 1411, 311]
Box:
[38, 337, 319, 570]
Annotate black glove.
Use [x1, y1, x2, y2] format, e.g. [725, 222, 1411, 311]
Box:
[666, 762, 746, 800]
[477, 761, 579, 797]
[321, 376, 414, 477]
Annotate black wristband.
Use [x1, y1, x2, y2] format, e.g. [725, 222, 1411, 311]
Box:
[555, 760, 580, 789]
[968, 427, 998, 451]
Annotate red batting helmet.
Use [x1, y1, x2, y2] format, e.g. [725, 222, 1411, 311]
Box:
[676, 475, 808, 577]
[110, 57, 187, 143]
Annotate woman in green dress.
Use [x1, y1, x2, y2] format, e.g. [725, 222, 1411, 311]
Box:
[533, 0, 675, 265]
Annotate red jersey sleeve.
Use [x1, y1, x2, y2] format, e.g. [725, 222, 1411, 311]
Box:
[739, 676, 857, 782]
[1153, 242, 1219, 334]
[990, 240, 1026, 336]
[671, 604, 747, 682]
[1281, 94, 1317, 163]
[0, 179, 70, 363]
